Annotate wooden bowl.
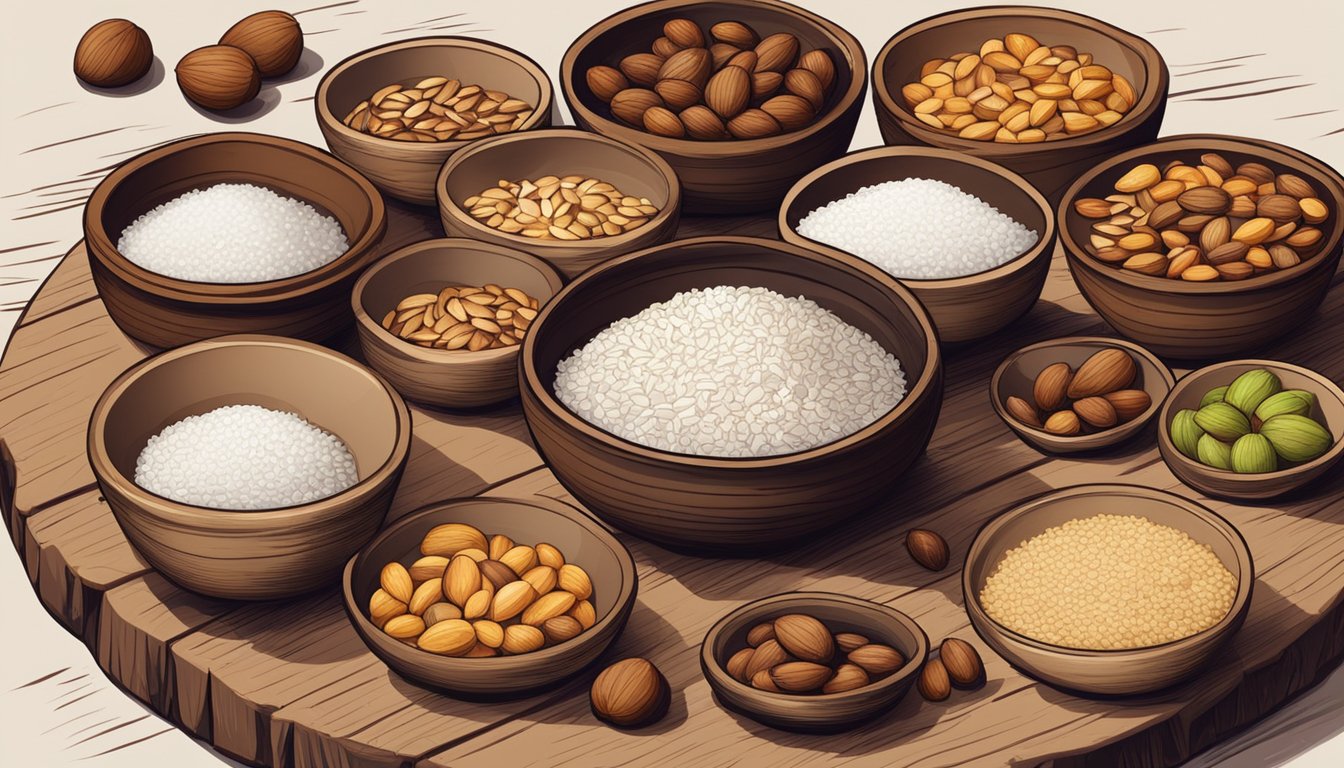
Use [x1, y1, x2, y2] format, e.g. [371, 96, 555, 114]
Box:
[87, 335, 412, 601]
[352, 238, 565, 409]
[436, 129, 682, 279]
[779, 145, 1056, 343]
[990, 336, 1174, 454]
[342, 496, 637, 698]
[963, 484, 1253, 695]
[871, 6, 1168, 203]
[1156, 360, 1344, 500]
[700, 592, 927, 732]
[316, 36, 553, 205]
[1060, 135, 1344, 359]
[561, 0, 867, 214]
[84, 132, 387, 349]
[519, 235, 943, 554]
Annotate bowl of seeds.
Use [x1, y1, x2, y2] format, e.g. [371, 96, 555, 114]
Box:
[436, 128, 682, 278]
[963, 484, 1252, 695]
[315, 36, 552, 205]
[352, 238, 566, 409]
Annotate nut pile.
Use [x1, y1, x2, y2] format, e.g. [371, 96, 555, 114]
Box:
[1006, 348, 1152, 436]
[343, 78, 535, 142]
[1073, 153, 1331, 281]
[463, 175, 660, 240]
[724, 614, 906, 695]
[900, 33, 1136, 142]
[917, 637, 985, 702]
[367, 522, 598, 657]
[381, 284, 540, 351]
[586, 18, 838, 140]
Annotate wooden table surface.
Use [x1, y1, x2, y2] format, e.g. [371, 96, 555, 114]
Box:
[2, 1, 1342, 766]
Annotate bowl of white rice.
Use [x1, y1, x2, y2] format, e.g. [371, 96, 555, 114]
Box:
[88, 335, 413, 600]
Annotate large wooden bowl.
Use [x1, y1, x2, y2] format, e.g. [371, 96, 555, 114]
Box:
[1060, 135, 1344, 359]
[87, 335, 412, 601]
[871, 6, 1168, 203]
[84, 132, 387, 349]
[561, 0, 867, 214]
[316, 37, 553, 205]
[437, 129, 681, 279]
[519, 235, 943, 554]
[778, 146, 1055, 343]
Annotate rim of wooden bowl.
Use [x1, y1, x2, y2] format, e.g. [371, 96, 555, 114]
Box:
[560, 0, 868, 157]
[1059, 134, 1344, 294]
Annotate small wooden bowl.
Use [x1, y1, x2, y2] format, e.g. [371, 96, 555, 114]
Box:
[316, 36, 553, 205]
[561, 0, 867, 214]
[87, 335, 412, 601]
[700, 592, 928, 733]
[519, 235, 943, 554]
[963, 484, 1253, 695]
[779, 146, 1056, 343]
[84, 132, 387, 349]
[990, 336, 1174, 454]
[1060, 135, 1344, 359]
[342, 496, 637, 698]
[352, 238, 566, 409]
[436, 129, 682, 279]
[1156, 360, 1344, 500]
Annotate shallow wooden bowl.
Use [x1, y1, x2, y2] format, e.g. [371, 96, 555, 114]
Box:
[963, 484, 1253, 695]
[316, 36, 553, 205]
[871, 6, 1168, 203]
[519, 235, 943, 554]
[343, 496, 637, 698]
[437, 129, 682, 279]
[700, 592, 927, 732]
[1060, 135, 1344, 359]
[1156, 360, 1344, 501]
[779, 146, 1056, 343]
[87, 335, 412, 601]
[990, 336, 1174, 454]
[561, 0, 867, 214]
[352, 238, 566, 409]
[84, 132, 387, 349]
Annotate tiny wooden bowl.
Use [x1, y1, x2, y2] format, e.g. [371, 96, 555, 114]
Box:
[436, 129, 682, 279]
[871, 6, 1168, 203]
[779, 145, 1056, 343]
[963, 484, 1253, 695]
[351, 238, 566, 409]
[1156, 360, 1344, 500]
[84, 132, 387, 349]
[700, 592, 928, 733]
[316, 36, 553, 205]
[561, 0, 868, 214]
[519, 235, 943, 554]
[990, 336, 1174, 454]
[342, 496, 637, 698]
[1060, 135, 1344, 359]
[87, 335, 412, 601]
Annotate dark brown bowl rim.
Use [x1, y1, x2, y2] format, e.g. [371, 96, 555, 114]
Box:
[1059, 134, 1344, 294]
[86, 334, 413, 522]
[560, 0, 868, 155]
[434, 127, 682, 252]
[778, 145, 1055, 286]
[519, 234, 942, 468]
[872, 5, 1167, 151]
[1156, 359, 1344, 483]
[963, 483, 1253, 656]
[83, 132, 387, 302]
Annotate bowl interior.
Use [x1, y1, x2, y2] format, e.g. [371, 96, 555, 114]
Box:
[994, 339, 1169, 432]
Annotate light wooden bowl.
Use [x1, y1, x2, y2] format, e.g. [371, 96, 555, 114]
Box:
[700, 592, 927, 732]
[84, 132, 387, 349]
[1157, 360, 1344, 500]
[779, 145, 1056, 343]
[963, 484, 1253, 695]
[351, 238, 566, 409]
[87, 335, 412, 601]
[316, 36, 553, 205]
[436, 128, 682, 279]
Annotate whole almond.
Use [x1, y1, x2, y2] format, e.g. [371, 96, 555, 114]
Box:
[521, 565, 558, 595]
[1115, 163, 1160, 193]
[380, 562, 414, 603]
[1269, 243, 1301, 269]
[760, 94, 814, 131]
[382, 613, 426, 640]
[725, 646, 755, 682]
[569, 599, 597, 629]
[409, 555, 450, 583]
[746, 622, 776, 647]
[1073, 396, 1118, 429]
[848, 643, 906, 676]
[680, 105, 728, 139]
[834, 632, 869, 653]
[478, 559, 517, 591]
[727, 108, 781, 139]
[1044, 410, 1081, 436]
[918, 658, 952, 701]
[797, 49, 836, 91]
[534, 543, 565, 570]
[444, 554, 481, 607]
[744, 639, 791, 679]
[620, 52, 664, 86]
[408, 578, 444, 616]
[1275, 173, 1315, 199]
[176, 45, 260, 111]
[906, 529, 949, 571]
[1122, 252, 1167, 276]
[751, 669, 780, 691]
[751, 70, 783, 100]
[769, 661, 832, 692]
[75, 19, 153, 87]
[754, 32, 799, 73]
[423, 602, 462, 626]
[543, 615, 585, 645]
[501, 624, 545, 655]
[1067, 348, 1135, 398]
[823, 663, 871, 694]
[658, 47, 711, 88]
[711, 21, 759, 49]
[783, 68, 825, 110]
[1178, 186, 1231, 215]
[1073, 198, 1113, 218]
[1257, 194, 1302, 223]
[727, 50, 758, 72]
[663, 18, 704, 49]
[1103, 389, 1152, 422]
[417, 619, 476, 656]
[587, 65, 629, 101]
[473, 619, 505, 648]
[1206, 241, 1250, 265]
[219, 10, 302, 78]
[590, 658, 670, 727]
[1232, 217, 1276, 245]
[521, 590, 577, 626]
[643, 106, 685, 137]
[421, 523, 487, 557]
[368, 588, 407, 629]
[558, 563, 594, 600]
[939, 638, 984, 687]
[652, 37, 680, 58]
[1004, 395, 1042, 428]
[704, 65, 750, 119]
[1216, 262, 1254, 281]
[654, 78, 702, 111]
[490, 580, 539, 622]
[1032, 362, 1073, 411]
[609, 88, 662, 126]
[500, 544, 538, 576]
[773, 614, 835, 663]
[709, 42, 739, 69]
[463, 588, 492, 620]
[488, 534, 514, 561]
